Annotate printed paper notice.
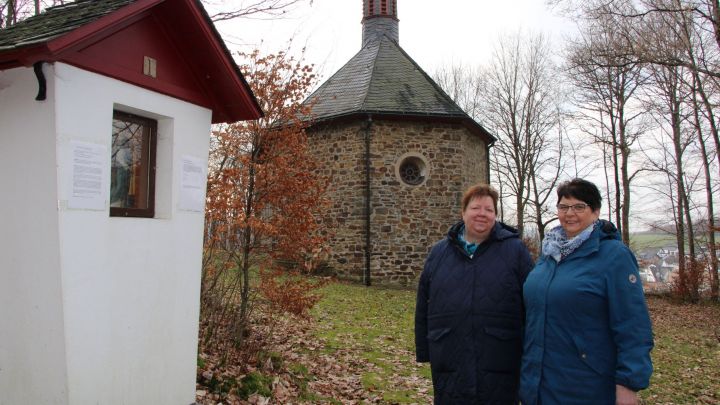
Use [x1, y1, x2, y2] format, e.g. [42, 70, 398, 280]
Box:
[68, 141, 107, 210]
[179, 155, 206, 212]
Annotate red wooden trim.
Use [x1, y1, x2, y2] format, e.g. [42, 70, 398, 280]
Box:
[178, 1, 263, 119]
[1, 0, 262, 123]
[0, 44, 50, 68]
[61, 52, 210, 106]
[46, 0, 161, 54]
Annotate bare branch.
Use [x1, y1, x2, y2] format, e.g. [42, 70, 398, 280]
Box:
[208, 0, 310, 22]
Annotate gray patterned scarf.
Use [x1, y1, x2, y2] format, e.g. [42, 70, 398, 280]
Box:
[542, 220, 598, 262]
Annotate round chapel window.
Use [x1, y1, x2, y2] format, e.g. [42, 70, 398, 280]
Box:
[396, 153, 429, 186]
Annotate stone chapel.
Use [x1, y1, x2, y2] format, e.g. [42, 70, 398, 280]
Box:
[302, 0, 495, 285]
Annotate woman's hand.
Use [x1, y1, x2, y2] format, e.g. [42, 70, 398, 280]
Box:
[616, 384, 638, 405]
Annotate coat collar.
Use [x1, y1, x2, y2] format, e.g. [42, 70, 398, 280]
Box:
[562, 219, 621, 260]
[447, 221, 519, 249]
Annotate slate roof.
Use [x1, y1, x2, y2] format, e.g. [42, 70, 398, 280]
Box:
[303, 35, 494, 142]
[0, 0, 134, 51]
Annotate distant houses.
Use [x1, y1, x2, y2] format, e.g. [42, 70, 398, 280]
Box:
[636, 245, 681, 290]
[656, 246, 680, 260]
[635, 242, 720, 292]
[644, 262, 675, 283]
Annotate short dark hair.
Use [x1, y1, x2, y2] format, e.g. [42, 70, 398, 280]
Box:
[556, 178, 602, 211]
[462, 184, 498, 213]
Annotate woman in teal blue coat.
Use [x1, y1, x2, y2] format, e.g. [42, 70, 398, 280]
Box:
[520, 179, 653, 405]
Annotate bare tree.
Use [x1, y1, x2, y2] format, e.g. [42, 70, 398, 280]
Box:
[1, 0, 310, 28]
[433, 63, 485, 122]
[433, 51, 567, 238]
[638, 0, 718, 301]
[644, 60, 704, 301]
[565, 9, 648, 244]
[528, 109, 568, 240]
[480, 32, 562, 237]
[552, 0, 720, 79]
[676, 3, 720, 300]
[557, 0, 719, 301]
[203, 0, 310, 22]
[1, 0, 44, 27]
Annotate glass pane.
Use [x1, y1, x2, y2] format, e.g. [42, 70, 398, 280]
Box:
[110, 117, 147, 209]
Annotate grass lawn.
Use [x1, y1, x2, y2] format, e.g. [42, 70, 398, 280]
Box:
[644, 297, 720, 404]
[630, 233, 679, 250]
[310, 281, 720, 404]
[630, 231, 720, 252]
[310, 282, 432, 403]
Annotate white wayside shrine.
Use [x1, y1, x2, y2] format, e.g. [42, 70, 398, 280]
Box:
[0, 0, 262, 403]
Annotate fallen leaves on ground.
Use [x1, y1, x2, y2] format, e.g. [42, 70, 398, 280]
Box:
[196, 301, 397, 404]
[643, 296, 720, 404]
[197, 283, 720, 404]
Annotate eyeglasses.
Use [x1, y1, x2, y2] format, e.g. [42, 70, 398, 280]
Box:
[557, 203, 589, 213]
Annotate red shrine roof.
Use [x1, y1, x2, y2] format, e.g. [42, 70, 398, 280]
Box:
[0, 0, 263, 124]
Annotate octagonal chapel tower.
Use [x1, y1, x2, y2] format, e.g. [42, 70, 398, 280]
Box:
[302, 0, 495, 285]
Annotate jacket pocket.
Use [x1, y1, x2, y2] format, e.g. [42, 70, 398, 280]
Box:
[570, 334, 614, 377]
[428, 327, 455, 372]
[482, 326, 522, 372]
[427, 327, 451, 342]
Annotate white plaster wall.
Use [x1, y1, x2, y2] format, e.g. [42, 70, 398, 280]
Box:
[0, 66, 69, 404]
[53, 63, 210, 405]
[0, 62, 211, 404]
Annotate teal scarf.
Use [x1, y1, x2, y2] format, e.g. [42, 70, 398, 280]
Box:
[458, 225, 479, 256]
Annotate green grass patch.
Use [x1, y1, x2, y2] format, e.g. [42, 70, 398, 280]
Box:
[383, 389, 422, 403]
[630, 232, 679, 250]
[256, 350, 283, 370]
[309, 281, 719, 403]
[237, 371, 273, 399]
[630, 231, 720, 252]
[287, 361, 338, 403]
[641, 297, 720, 404]
[311, 282, 432, 403]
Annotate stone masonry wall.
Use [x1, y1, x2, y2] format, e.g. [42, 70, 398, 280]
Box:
[462, 131, 489, 194]
[307, 118, 488, 285]
[306, 121, 368, 279]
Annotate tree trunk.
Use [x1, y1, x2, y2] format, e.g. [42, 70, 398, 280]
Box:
[709, 0, 720, 51]
[681, 179, 698, 301]
[669, 70, 691, 300]
[612, 139, 622, 231]
[516, 186, 525, 237]
[602, 136, 613, 222]
[234, 153, 257, 347]
[691, 76, 719, 301]
[530, 168, 544, 241]
[7, 0, 16, 26]
[617, 85, 631, 245]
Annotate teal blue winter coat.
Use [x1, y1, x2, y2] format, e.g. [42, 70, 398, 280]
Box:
[520, 221, 653, 405]
[415, 221, 533, 404]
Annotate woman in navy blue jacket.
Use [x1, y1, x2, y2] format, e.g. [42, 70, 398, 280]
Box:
[520, 179, 653, 405]
[415, 184, 534, 404]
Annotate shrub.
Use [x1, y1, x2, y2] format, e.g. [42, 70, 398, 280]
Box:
[237, 372, 273, 399]
[671, 256, 707, 303]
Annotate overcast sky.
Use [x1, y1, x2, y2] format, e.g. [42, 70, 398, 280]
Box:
[211, 0, 575, 82]
[207, 1, 679, 232]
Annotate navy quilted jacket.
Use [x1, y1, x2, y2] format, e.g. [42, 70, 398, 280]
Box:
[415, 221, 534, 404]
